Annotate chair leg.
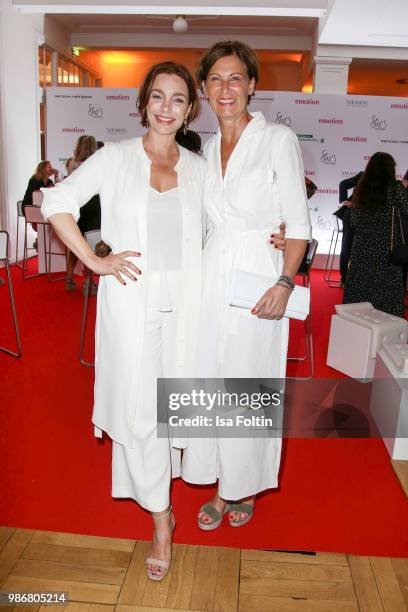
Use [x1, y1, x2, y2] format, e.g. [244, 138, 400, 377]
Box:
[324, 229, 335, 281]
[287, 274, 308, 362]
[79, 270, 94, 367]
[16, 218, 27, 269]
[288, 273, 313, 377]
[326, 232, 337, 282]
[287, 314, 314, 380]
[18, 219, 37, 271]
[0, 259, 22, 357]
[15, 216, 22, 269]
[47, 226, 68, 283]
[23, 222, 42, 279]
[288, 316, 308, 362]
[327, 230, 342, 288]
[308, 314, 314, 379]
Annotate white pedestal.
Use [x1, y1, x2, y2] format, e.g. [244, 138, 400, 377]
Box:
[327, 314, 373, 378]
[371, 349, 408, 460]
[327, 303, 408, 379]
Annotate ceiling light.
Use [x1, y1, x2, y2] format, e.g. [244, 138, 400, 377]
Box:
[173, 16, 188, 34]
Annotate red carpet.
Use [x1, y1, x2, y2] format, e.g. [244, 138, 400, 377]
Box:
[0, 263, 407, 557]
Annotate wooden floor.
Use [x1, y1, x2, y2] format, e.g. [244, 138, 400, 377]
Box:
[1, 461, 407, 612]
[0, 528, 407, 612]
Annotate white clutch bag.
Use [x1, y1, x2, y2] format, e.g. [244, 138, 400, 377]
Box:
[229, 269, 310, 320]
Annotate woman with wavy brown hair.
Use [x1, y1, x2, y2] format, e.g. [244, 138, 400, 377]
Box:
[22, 160, 58, 213]
[22, 160, 59, 246]
[42, 62, 204, 581]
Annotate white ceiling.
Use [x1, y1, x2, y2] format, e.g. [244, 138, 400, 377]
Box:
[13, 0, 408, 56]
[319, 0, 408, 48]
[13, 0, 328, 17]
[50, 13, 317, 36]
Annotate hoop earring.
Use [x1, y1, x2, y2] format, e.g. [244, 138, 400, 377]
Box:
[183, 118, 188, 136]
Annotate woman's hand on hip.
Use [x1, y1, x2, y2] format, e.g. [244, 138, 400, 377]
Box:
[270, 222, 286, 251]
[88, 250, 142, 285]
[251, 284, 291, 320]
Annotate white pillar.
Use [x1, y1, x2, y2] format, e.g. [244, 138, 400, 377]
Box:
[0, 0, 44, 257]
[313, 56, 352, 94]
[51, 50, 58, 86]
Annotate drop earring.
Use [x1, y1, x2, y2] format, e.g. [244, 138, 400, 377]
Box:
[183, 118, 188, 135]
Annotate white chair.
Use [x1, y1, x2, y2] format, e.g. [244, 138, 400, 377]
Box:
[288, 238, 318, 379]
[327, 302, 408, 378]
[23, 205, 66, 282]
[0, 231, 22, 357]
[79, 229, 101, 367]
[15, 200, 35, 270]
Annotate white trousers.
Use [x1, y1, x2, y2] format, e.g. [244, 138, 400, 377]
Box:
[111, 309, 180, 512]
[181, 310, 287, 500]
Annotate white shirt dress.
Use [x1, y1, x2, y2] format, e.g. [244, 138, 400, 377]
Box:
[181, 112, 312, 500]
[41, 138, 205, 511]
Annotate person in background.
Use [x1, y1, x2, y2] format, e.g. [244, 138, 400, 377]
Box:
[65, 135, 101, 294]
[402, 168, 408, 188]
[343, 152, 408, 317]
[176, 129, 202, 154]
[22, 160, 58, 214]
[22, 160, 59, 249]
[335, 171, 363, 286]
[65, 157, 76, 176]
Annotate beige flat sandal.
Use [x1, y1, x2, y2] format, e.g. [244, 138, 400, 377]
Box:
[228, 502, 254, 527]
[146, 506, 175, 581]
[198, 502, 231, 531]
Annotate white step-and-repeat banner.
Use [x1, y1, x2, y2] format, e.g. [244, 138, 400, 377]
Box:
[46, 87, 408, 254]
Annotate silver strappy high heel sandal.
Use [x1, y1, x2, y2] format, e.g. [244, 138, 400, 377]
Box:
[146, 506, 175, 581]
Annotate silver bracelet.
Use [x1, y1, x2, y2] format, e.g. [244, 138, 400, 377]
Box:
[276, 275, 295, 291]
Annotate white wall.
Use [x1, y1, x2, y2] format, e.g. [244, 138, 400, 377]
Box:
[44, 14, 71, 56]
[0, 0, 43, 253]
[46, 87, 408, 258]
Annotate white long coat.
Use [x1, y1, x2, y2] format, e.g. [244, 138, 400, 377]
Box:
[41, 137, 205, 447]
[181, 112, 312, 498]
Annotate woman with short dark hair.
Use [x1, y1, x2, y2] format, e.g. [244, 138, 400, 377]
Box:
[41, 62, 205, 581]
[181, 40, 311, 529]
[196, 40, 260, 101]
[344, 151, 408, 316]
